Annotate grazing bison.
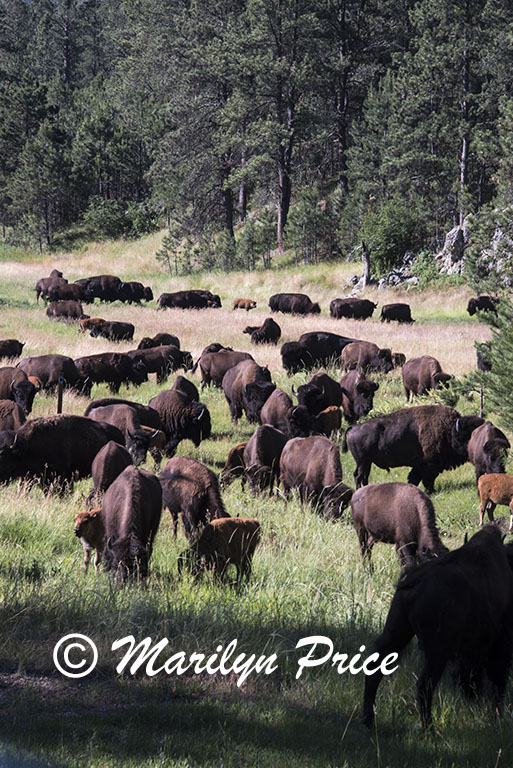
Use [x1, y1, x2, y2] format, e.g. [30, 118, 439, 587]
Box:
[196, 349, 254, 388]
[0, 367, 40, 414]
[243, 317, 281, 345]
[281, 331, 357, 374]
[280, 436, 353, 519]
[362, 525, 513, 729]
[339, 370, 378, 424]
[102, 466, 162, 579]
[148, 389, 211, 457]
[392, 352, 406, 368]
[84, 398, 163, 429]
[137, 333, 180, 350]
[127, 345, 193, 384]
[344, 404, 484, 491]
[87, 404, 166, 466]
[46, 282, 85, 303]
[77, 274, 123, 303]
[171, 375, 199, 403]
[478, 474, 513, 527]
[0, 414, 124, 487]
[119, 281, 153, 304]
[46, 300, 84, 322]
[0, 400, 26, 431]
[17, 354, 90, 394]
[402, 356, 452, 400]
[269, 293, 320, 315]
[0, 340, 24, 360]
[221, 441, 248, 488]
[351, 483, 448, 567]
[233, 298, 257, 311]
[179, 518, 260, 584]
[74, 352, 147, 394]
[329, 297, 377, 320]
[87, 440, 133, 506]
[260, 389, 312, 438]
[222, 360, 274, 424]
[74, 507, 105, 573]
[293, 372, 342, 416]
[341, 341, 393, 374]
[380, 303, 414, 323]
[35, 276, 67, 303]
[467, 295, 499, 316]
[159, 456, 227, 540]
[467, 422, 510, 484]
[158, 290, 221, 310]
[476, 341, 492, 372]
[312, 406, 342, 437]
[87, 319, 135, 342]
[243, 425, 288, 495]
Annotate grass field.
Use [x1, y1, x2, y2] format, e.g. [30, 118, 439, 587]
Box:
[0, 238, 511, 768]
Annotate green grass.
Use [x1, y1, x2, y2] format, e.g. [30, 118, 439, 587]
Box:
[0, 253, 510, 767]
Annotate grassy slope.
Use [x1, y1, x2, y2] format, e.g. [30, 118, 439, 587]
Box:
[0, 234, 510, 767]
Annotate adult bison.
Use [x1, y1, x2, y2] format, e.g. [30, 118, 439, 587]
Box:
[87, 319, 135, 342]
[339, 370, 378, 424]
[281, 331, 357, 373]
[222, 360, 274, 424]
[402, 356, 452, 400]
[148, 389, 211, 457]
[0, 340, 24, 360]
[259, 389, 312, 438]
[17, 354, 90, 394]
[46, 300, 84, 322]
[87, 440, 133, 506]
[46, 282, 85, 303]
[77, 275, 123, 303]
[467, 421, 510, 484]
[137, 333, 180, 350]
[171, 375, 199, 403]
[158, 290, 221, 310]
[243, 425, 288, 495]
[362, 525, 513, 729]
[467, 295, 499, 316]
[329, 297, 377, 320]
[341, 341, 393, 374]
[196, 349, 254, 388]
[0, 367, 40, 414]
[279, 435, 353, 519]
[293, 372, 342, 416]
[0, 400, 26, 431]
[127, 345, 193, 384]
[344, 404, 483, 491]
[243, 318, 281, 345]
[0, 414, 124, 487]
[119, 281, 153, 304]
[380, 303, 414, 323]
[34, 275, 67, 303]
[74, 353, 147, 394]
[102, 466, 162, 579]
[269, 293, 320, 315]
[87, 403, 166, 466]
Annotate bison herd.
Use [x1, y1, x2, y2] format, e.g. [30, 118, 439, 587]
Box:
[0, 268, 511, 729]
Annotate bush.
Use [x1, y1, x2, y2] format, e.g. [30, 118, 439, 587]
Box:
[84, 196, 161, 239]
[360, 197, 421, 276]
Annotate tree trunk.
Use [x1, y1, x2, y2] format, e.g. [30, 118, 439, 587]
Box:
[362, 240, 371, 286]
[459, 0, 470, 227]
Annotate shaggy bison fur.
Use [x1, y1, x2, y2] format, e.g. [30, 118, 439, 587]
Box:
[178, 518, 260, 584]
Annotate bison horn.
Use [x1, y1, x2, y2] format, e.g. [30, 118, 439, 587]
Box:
[197, 407, 205, 421]
[10, 379, 16, 391]
[455, 419, 460, 433]
[463, 532, 468, 545]
[291, 384, 297, 396]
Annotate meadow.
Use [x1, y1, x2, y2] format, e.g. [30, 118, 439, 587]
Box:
[0, 238, 510, 768]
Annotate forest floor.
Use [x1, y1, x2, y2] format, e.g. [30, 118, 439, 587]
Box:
[0, 234, 510, 768]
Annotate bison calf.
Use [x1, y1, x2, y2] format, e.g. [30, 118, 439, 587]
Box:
[233, 298, 257, 311]
[221, 441, 248, 489]
[478, 473, 513, 528]
[74, 508, 105, 573]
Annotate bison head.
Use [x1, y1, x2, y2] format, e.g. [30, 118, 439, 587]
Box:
[130, 361, 149, 386]
[181, 351, 194, 372]
[294, 382, 324, 416]
[433, 372, 453, 389]
[310, 302, 321, 314]
[11, 378, 37, 415]
[0, 430, 21, 480]
[180, 402, 212, 449]
[350, 380, 379, 420]
[482, 439, 510, 475]
[287, 405, 312, 437]
[281, 342, 314, 374]
[392, 353, 406, 368]
[104, 535, 149, 580]
[243, 381, 276, 424]
[144, 287, 154, 301]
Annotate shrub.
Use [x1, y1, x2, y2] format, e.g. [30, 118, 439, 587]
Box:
[360, 197, 421, 276]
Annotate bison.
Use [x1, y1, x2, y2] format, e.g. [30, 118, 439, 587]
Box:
[0, 340, 24, 360]
[102, 465, 162, 579]
[46, 300, 84, 322]
[158, 290, 221, 310]
[279, 435, 353, 519]
[243, 317, 281, 345]
[148, 389, 211, 457]
[46, 282, 85, 303]
[0, 400, 26, 431]
[0, 367, 40, 414]
[478, 474, 513, 527]
[171, 375, 199, 403]
[329, 297, 377, 320]
[293, 372, 342, 416]
[467, 295, 499, 316]
[74, 352, 148, 394]
[344, 404, 484, 491]
[77, 274, 123, 303]
[87, 403, 166, 466]
[73, 507, 105, 573]
[178, 518, 260, 584]
[127, 345, 193, 384]
[34, 275, 67, 303]
[221, 441, 248, 489]
[341, 341, 393, 374]
[351, 482, 448, 567]
[402, 356, 452, 400]
[159, 456, 227, 540]
[259, 389, 312, 438]
[312, 406, 342, 437]
[467, 422, 510, 485]
[243, 425, 288, 495]
[87, 319, 135, 342]
[269, 293, 320, 315]
[87, 440, 133, 507]
[17, 354, 90, 395]
[119, 281, 153, 304]
[137, 333, 180, 350]
[380, 303, 414, 323]
[362, 525, 513, 729]
[339, 370, 378, 424]
[222, 360, 274, 424]
[281, 331, 357, 374]
[233, 298, 257, 311]
[196, 349, 254, 388]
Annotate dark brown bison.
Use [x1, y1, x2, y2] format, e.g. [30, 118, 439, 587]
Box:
[46, 300, 84, 322]
[74, 352, 147, 394]
[329, 297, 377, 320]
[46, 282, 85, 303]
[159, 456, 227, 540]
[0, 367, 40, 414]
[158, 290, 221, 310]
[312, 406, 342, 437]
[119, 281, 153, 304]
[362, 526, 513, 729]
[0, 340, 24, 360]
[279, 435, 353, 519]
[34, 276, 67, 303]
[221, 442, 248, 488]
[259, 389, 312, 438]
[196, 349, 254, 388]
[281, 331, 358, 374]
[127, 345, 193, 384]
[392, 352, 406, 368]
[341, 341, 393, 374]
[0, 414, 124, 487]
[343, 405, 484, 491]
[402, 356, 452, 400]
[243, 425, 288, 495]
[0, 400, 26, 431]
[339, 370, 378, 424]
[137, 333, 180, 350]
[233, 298, 257, 311]
[243, 317, 281, 345]
[269, 293, 320, 315]
[293, 372, 342, 416]
[222, 360, 274, 424]
[467, 295, 499, 316]
[87, 440, 133, 506]
[351, 482, 448, 567]
[17, 354, 90, 394]
[87, 319, 135, 342]
[148, 389, 211, 457]
[102, 466, 162, 579]
[87, 403, 166, 466]
[380, 303, 414, 323]
[77, 274, 123, 303]
[171, 375, 199, 403]
[178, 518, 260, 584]
[467, 421, 510, 484]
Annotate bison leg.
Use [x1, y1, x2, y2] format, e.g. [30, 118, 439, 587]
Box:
[83, 545, 92, 573]
[416, 652, 448, 729]
[94, 549, 102, 571]
[396, 541, 417, 568]
[480, 499, 496, 525]
[407, 466, 423, 487]
[354, 461, 371, 489]
[484, 630, 513, 714]
[355, 524, 374, 569]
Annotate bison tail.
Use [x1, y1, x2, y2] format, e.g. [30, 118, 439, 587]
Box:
[207, 483, 228, 520]
[190, 359, 200, 374]
[341, 426, 353, 453]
